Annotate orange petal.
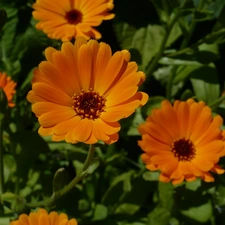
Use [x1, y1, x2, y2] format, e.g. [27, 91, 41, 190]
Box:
[38, 126, 53, 136]
[32, 102, 72, 116]
[201, 172, 214, 182]
[49, 212, 59, 225]
[38, 109, 75, 127]
[197, 140, 224, 153]
[77, 44, 93, 90]
[39, 213, 50, 225]
[95, 51, 126, 94]
[159, 173, 171, 183]
[32, 83, 72, 106]
[52, 134, 66, 142]
[72, 119, 93, 142]
[53, 116, 81, 135]
[211, 164, 225, 174]
[97, 119, 120, 135]
[105, 133, 119, 144]
[172, 175, 184, 185]
[52, 51, 81, 93]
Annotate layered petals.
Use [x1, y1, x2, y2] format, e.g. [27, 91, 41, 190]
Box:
[10, 208, 77, 225]
[0, 72, 17, 107]
[27, 37, 148, 144]
[32, 0, 115, 41]
[138, 99, 225, 185]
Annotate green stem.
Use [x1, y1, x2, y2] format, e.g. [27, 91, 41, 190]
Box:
[0, 117, 4, 195]
[82, 144, 95, 171]
[145, 11, 181, 76]
[166, 66, 178, 100]
[26, 144, 95, 209]
[166, 0, 205, 99]
[209, 95, 225, 110]
[180, 0, 205, 49]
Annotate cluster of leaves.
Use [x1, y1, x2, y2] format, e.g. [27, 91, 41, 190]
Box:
[1, 0, 225, 225]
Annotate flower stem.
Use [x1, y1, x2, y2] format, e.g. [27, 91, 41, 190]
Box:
[26, 144, 95, 209]
[145, 10, 181, 77]
[166, 66, 178, 100]
[82, 144, 95, 171]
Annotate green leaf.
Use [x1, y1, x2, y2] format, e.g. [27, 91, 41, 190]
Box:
[203, 28, 225, 44]
[181, 200, 213, 223]
[180, 89, 194, 101]
[3, 154, 16, 183]
[159, 57, 202, 66]
[114, 23, 166, 69]
[93, 204, 108, 221]
[195, 43, 219, 64]
[0, 217, 10, 225]
[173, 65, 199, 84]
[166, 21, 182, 47]
[185, 179, 201, 191]
[194, 9, 213, 21]
[151, 0, 181, 24]
[190, 66, 220, 104]
[101, 170, 135, 205]
[147, 207, 171, 225]
[213, 4, 225, 31]
[158, 182, 174, 210]
[142, 171, 160, 181]
[86, 158, 100, 175]
[78, 199, 91, 212]
[1, 192, 18, 203]
[115, 203, 140, 215]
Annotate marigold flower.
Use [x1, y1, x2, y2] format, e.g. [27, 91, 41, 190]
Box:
[32, 0, 115, 41]
[138, 99, 225, 185]
[0, 72, 16, 107]
[27, 37, 148, 144]
[10, 208, 77, 225]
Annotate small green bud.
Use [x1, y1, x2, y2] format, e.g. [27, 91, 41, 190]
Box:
[52, 168, 70, 193]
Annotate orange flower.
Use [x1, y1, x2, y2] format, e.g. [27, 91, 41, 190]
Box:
[0, 72, 16, 107]
[138, 99, 225, 185]
[32, 0, 115, 41]
[10, 208, 77, 225]
[27, 37, 148, 144]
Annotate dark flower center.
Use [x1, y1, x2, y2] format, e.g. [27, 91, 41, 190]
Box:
[65, 9, 82, 25]
[171, 138, 196, 161]
[72, 89, 106, 120]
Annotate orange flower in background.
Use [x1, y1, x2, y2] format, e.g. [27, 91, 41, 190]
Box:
[138, 99, 225, 185]
[32, 0, 115, 41]
[10, 208, 77, 225]
[27, 37, 148, 144]
[0, 72, 16, 107]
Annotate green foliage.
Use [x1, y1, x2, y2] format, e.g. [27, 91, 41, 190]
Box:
[1, 0, 225, 225]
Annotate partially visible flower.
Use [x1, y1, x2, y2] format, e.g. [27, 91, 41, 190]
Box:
[27, 37, 148, 144]
[10, 208, 77, 225]
[32, 0, 115, 41]
[138, 99, 225, 185]
[0, 72, 16, 107]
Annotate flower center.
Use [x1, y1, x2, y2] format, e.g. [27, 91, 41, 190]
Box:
[65, 9, 82, 25]
[171, 138, 196, 161]
[72, 89, 106, 120]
